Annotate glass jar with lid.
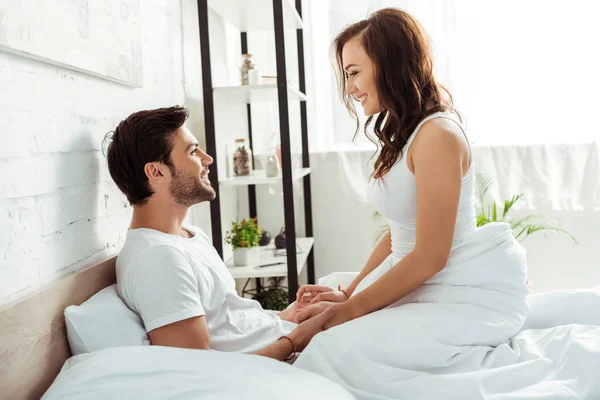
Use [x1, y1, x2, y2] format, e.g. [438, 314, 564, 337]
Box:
[232, 138, 253, 176]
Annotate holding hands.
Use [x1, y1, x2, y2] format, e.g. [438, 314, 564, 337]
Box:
[295, 284, 354, 330]
[287, 306, 339, 352]
[296, 285, 349, 308]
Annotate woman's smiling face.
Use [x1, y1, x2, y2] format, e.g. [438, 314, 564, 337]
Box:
[342, 37, 381, 116]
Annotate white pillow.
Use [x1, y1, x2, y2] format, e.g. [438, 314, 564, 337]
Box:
[42, 346, 356, 400]
[521, 287, 600, 331]
[64, 285, 149, 355]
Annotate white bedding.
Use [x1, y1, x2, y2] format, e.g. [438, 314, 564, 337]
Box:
[42, 346, 356, 400]
[297, 224, 600, 399]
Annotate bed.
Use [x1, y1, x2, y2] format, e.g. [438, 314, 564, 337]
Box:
[0, 257, 355, 400]
[0, 257, 117, 400]
[2, 255, 599, 400]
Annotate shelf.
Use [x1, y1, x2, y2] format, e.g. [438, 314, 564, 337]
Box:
[219, 168, 310, 187]
[208, 0, 303, 32]
[226, 238, 314, 279]
[213, 84, 307, 103]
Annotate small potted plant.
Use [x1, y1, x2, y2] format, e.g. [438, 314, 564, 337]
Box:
[225, 218, 263, 266]
[252, 277, 289, 311]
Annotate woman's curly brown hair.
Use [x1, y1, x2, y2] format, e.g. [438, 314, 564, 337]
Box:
[333, 8, 459, 179]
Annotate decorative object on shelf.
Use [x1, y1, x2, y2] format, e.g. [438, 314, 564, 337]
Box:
[257, 261, 284, 268]
[274, 227, 286, 249]
[225, 218, 264, 266]
[240, 53, 255, 85]
[259, 230, 272, 246]
[267, 132, 301, 170]
[273, 244, 303, 257]
[268, 133, 283, 167]
[252, 277, 289, 310]
[232, 247, 259, 266]
[276, 145, 282, 167]
[248, 68, 261, 85]
[265, 154, 280, 178]
[233, 138, 253, 176]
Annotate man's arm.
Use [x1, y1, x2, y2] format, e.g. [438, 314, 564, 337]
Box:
[149, 307, 338, 361]
[149, 316, 292, 360]
[148, 316, 211, 350]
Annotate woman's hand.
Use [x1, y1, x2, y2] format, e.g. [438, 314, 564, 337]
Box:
[296, 285, 334, 307]
[296, 285, 348, 309]
[295, 301, 355, 330]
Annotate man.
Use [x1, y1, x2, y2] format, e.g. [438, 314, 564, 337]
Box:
[105, 106, 335, 361]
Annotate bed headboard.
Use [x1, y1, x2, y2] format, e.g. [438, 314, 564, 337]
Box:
[0, 256, 117, 400]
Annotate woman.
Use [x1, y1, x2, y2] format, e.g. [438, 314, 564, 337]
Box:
[295, 8, 529, 329]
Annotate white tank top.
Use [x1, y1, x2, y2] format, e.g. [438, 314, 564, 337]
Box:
[366, 111, 477, 264]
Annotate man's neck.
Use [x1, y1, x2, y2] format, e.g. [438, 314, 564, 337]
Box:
[129, 198, 190, 237]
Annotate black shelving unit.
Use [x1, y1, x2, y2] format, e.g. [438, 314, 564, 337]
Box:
[197, 0, 315, 302]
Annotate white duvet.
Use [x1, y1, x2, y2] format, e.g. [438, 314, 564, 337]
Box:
[42, 346, 356, 400]
[295, 223, 600, 399]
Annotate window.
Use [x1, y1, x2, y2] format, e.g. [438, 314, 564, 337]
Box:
[305, 0, 600, 150]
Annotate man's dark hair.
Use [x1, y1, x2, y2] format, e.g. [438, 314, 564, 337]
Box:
[103, 106, 189, 205]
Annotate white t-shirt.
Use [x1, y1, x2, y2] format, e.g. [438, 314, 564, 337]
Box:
[116, 225, 296, 353]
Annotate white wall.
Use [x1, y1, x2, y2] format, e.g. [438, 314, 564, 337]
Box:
[0, 0, 209, 306]
[0, 0, 309, 305]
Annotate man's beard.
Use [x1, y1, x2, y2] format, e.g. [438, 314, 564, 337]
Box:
[169, 168, 216, 206]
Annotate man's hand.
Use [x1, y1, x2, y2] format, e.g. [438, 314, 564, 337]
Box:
[296, 285, 348, 309]
[287, 306, 338, 351]
[277, 301, 299, 322]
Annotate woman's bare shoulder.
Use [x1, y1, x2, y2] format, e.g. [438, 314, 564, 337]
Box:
[408, 117, 470, 173]
[417, 117, 466, 145]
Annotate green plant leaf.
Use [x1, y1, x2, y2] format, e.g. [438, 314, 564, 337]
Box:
[514, 223, 578, 244]
[475, 172, 576, 243]
[501, 194, 523, 220]
[510, 214, 541, 230]
[476, 173, 494, 199]
[476, 173, 495, 214]
[225, 217, 264, 250]
[553, 227, 579, 244]
[476, 213, 490, 227]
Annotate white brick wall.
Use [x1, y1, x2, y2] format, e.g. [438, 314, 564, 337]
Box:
[0, 0, 204, 306]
